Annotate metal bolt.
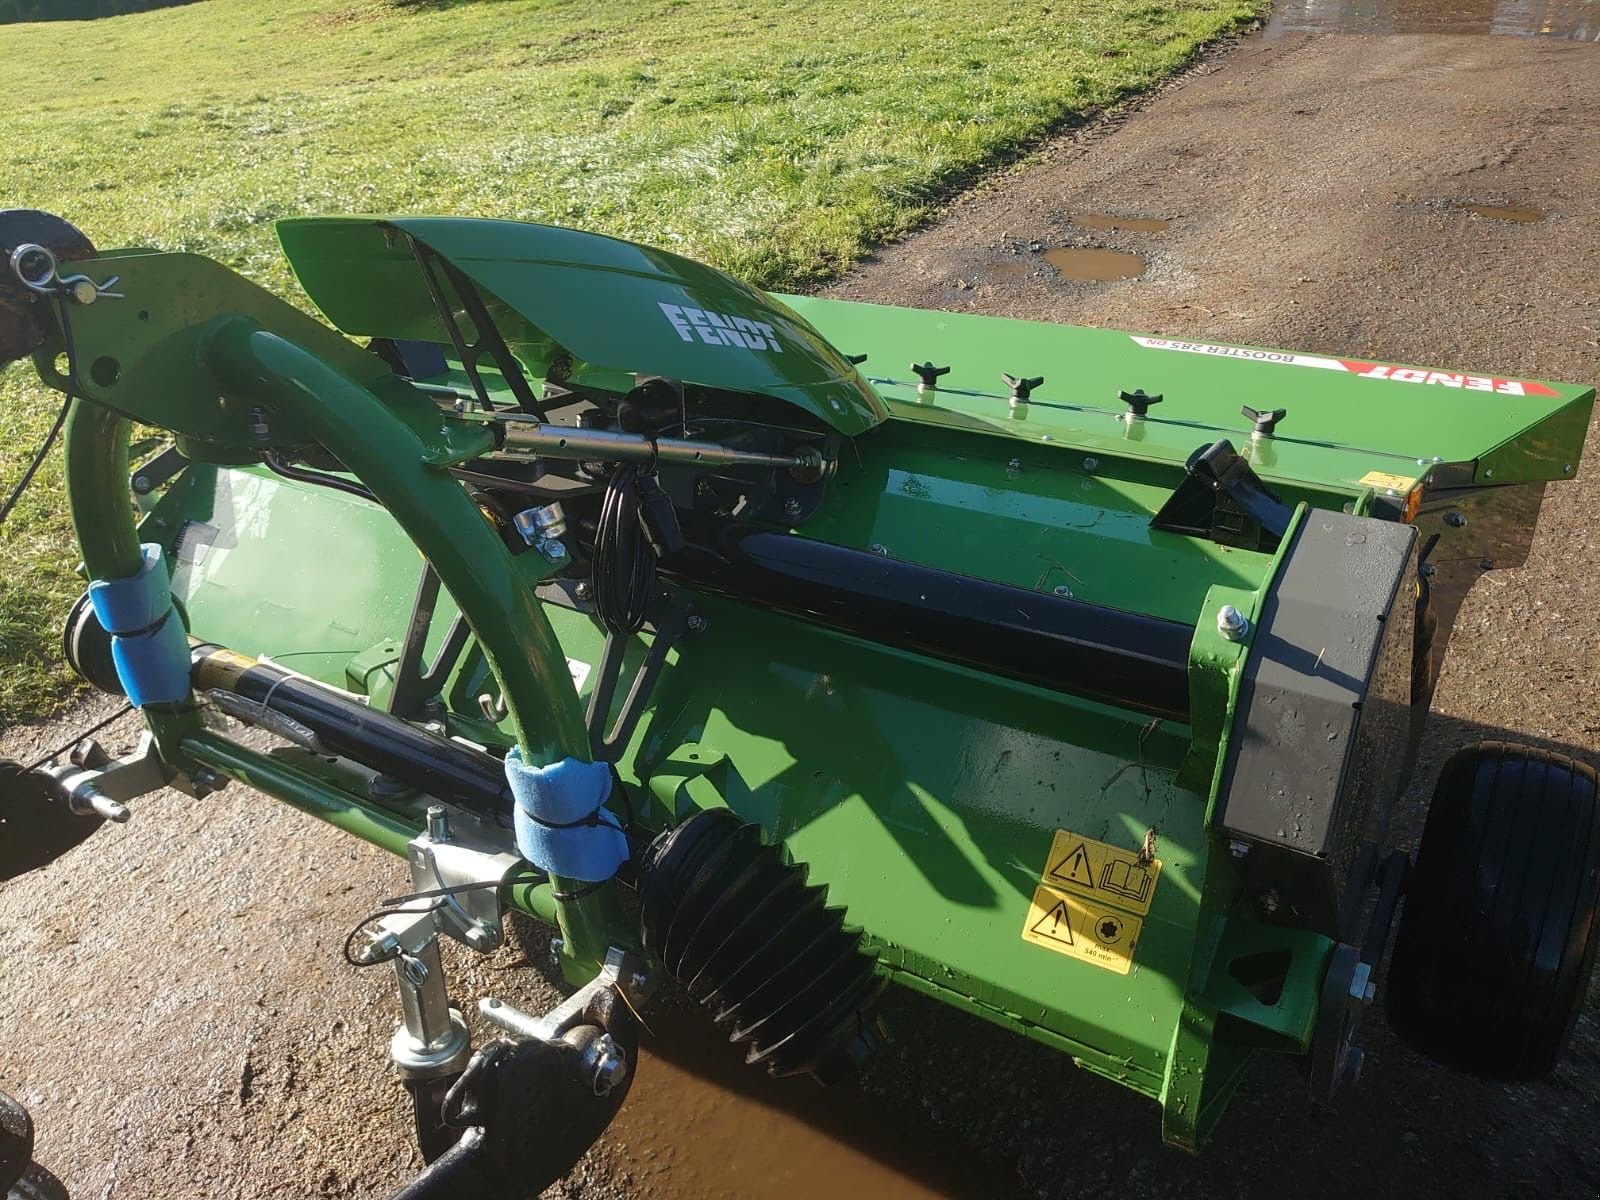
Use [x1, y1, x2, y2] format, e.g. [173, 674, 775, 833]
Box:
[359, 929, 400, 965]
[464, 924, 499, 953]
[574, 580, 593, 600]
[248, 407, 271, 444]
[549, 936, 565, 966]
[426, 804, 451, 843]
[1082, 456, 1098, 472]
[1258, 888, 1280, 916]
[71, 787, 129, 823]
[1006, 458, 1022, 475]
[1052, 584, 1073, 598]
[1419, 562, 1436, 578]
[1484, 469, 1494, 479]
[536, 538, 568, 563]
[369, 773, 416, 803]
[191, 766, 223, 795]
[1217, 604, 1250, 642]
[868, 543, 890, 556]
[583, 1033, 629, 1096]
[1563, 463, 1573, 474]
[629, 967, 651, 994]
[132, 475, 151, 494]
[686, 614, 708, 634]
[1228, 839, 1250, 860]
[782, 497, 803, 519]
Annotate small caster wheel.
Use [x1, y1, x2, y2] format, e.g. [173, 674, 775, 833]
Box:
[0, 759, 108, 883]
[1387, 741, 1600, 1080]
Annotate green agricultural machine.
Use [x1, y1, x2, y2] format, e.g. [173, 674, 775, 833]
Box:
[1, 208, 1595, 1196]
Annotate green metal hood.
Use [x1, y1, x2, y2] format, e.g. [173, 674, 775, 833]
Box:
[780, 295, 1594, 491]
[275, 216, 887, 436]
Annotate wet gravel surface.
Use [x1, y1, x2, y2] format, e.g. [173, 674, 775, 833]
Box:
[4, 26, 1600, 1200]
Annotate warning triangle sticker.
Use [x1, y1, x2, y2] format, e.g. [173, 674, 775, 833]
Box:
[1028, 900, 1074, 946]
[1048, 843, 1095, 889]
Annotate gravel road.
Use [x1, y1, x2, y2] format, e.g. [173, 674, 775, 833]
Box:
[4, 21, 1599, 1200]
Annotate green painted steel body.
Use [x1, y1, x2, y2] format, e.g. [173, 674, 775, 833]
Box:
[35, 217, 1593, 1146]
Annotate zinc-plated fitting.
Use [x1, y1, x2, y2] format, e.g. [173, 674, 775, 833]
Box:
[582, 1032, 629, 1096]
[1217, 604, 1250, 642]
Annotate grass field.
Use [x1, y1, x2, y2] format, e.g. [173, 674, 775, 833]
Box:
[0, 0, 1258, 723]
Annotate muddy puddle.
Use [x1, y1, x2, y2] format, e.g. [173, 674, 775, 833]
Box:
[1265, 0, 1600, 39]
[604, 1006, 1017, 1199]
[1458, 202, 1545, 222]
[1044, 247, 1146, 282]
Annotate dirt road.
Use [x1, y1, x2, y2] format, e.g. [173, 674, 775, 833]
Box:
[5, 19, 1600, 1200]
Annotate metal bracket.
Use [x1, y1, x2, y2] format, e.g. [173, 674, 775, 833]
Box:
[480, 947, 654, 1044]
[396, 807, 525, 955]
[1151, 438, 1293, 552]
[37, 730, 185, 821]
[585, 606, 688, 762]
[1308, 849, 1409, 1102]
[130, 444, 189, 510]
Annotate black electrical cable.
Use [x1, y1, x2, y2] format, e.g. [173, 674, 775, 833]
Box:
[260, 450, 377, 502]
[0, 296, 77, 528]
[21, 702, 134, 773]
[341, 867, 615, 968]
[593, 463, 655, 635]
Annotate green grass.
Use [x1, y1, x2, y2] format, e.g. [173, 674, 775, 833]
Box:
[0, 0, 1258, 723]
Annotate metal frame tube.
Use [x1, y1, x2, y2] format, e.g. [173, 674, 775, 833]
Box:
[497, 418, 819, 472]
[202, 319, 623, 973]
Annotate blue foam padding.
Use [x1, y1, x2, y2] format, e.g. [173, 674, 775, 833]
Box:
[110, 612, 192, 707]
[506, 749, 629, 883]
[88, 543, 171, 634]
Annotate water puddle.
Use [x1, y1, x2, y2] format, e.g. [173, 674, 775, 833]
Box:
[1070, 213, 1171, 233]
[604, 1006, 1016, 1199]
[1044, 247, 1146, 282]
[989, 260, 1030, 280]
[1458, 202, 1545, 222]
[1265, 0, 1600, 39]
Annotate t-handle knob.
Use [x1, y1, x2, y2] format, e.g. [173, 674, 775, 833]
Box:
[1241, 405, 1287, 438]
[911, 362, 950, 392]
[1118, 388, 1163, 419]
[1003, 373, 1045, 405]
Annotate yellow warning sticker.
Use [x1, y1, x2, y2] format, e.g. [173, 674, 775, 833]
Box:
[1357, 470, 1417, 493]
[1039, 829, 1161, 916]
[1021, 885, 1143, 975]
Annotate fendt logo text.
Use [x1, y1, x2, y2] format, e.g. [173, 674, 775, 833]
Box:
[659, 302, 783, 353]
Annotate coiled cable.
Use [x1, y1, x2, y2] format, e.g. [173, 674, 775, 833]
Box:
[593, 464, 655, 635]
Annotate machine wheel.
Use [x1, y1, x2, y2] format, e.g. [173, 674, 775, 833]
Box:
[60, 593, 121, 696]
[0, 761, 104, 883]
[1387, 741, 1600, 1080]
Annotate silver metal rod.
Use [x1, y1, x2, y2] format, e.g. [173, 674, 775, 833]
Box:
[495, 419, 821, 474]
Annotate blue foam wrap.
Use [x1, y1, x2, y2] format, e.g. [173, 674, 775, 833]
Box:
[505, 748, 629, 883]
[87, 543, 190, 707]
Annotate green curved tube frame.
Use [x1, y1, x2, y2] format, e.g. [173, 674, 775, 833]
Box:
[54, 280, 625, 975]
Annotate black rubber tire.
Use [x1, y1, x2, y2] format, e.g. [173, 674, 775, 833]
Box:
[60, 592, 121, 696]
[0, 761, 103, 884]
[1387, 741, 1600, 1080]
